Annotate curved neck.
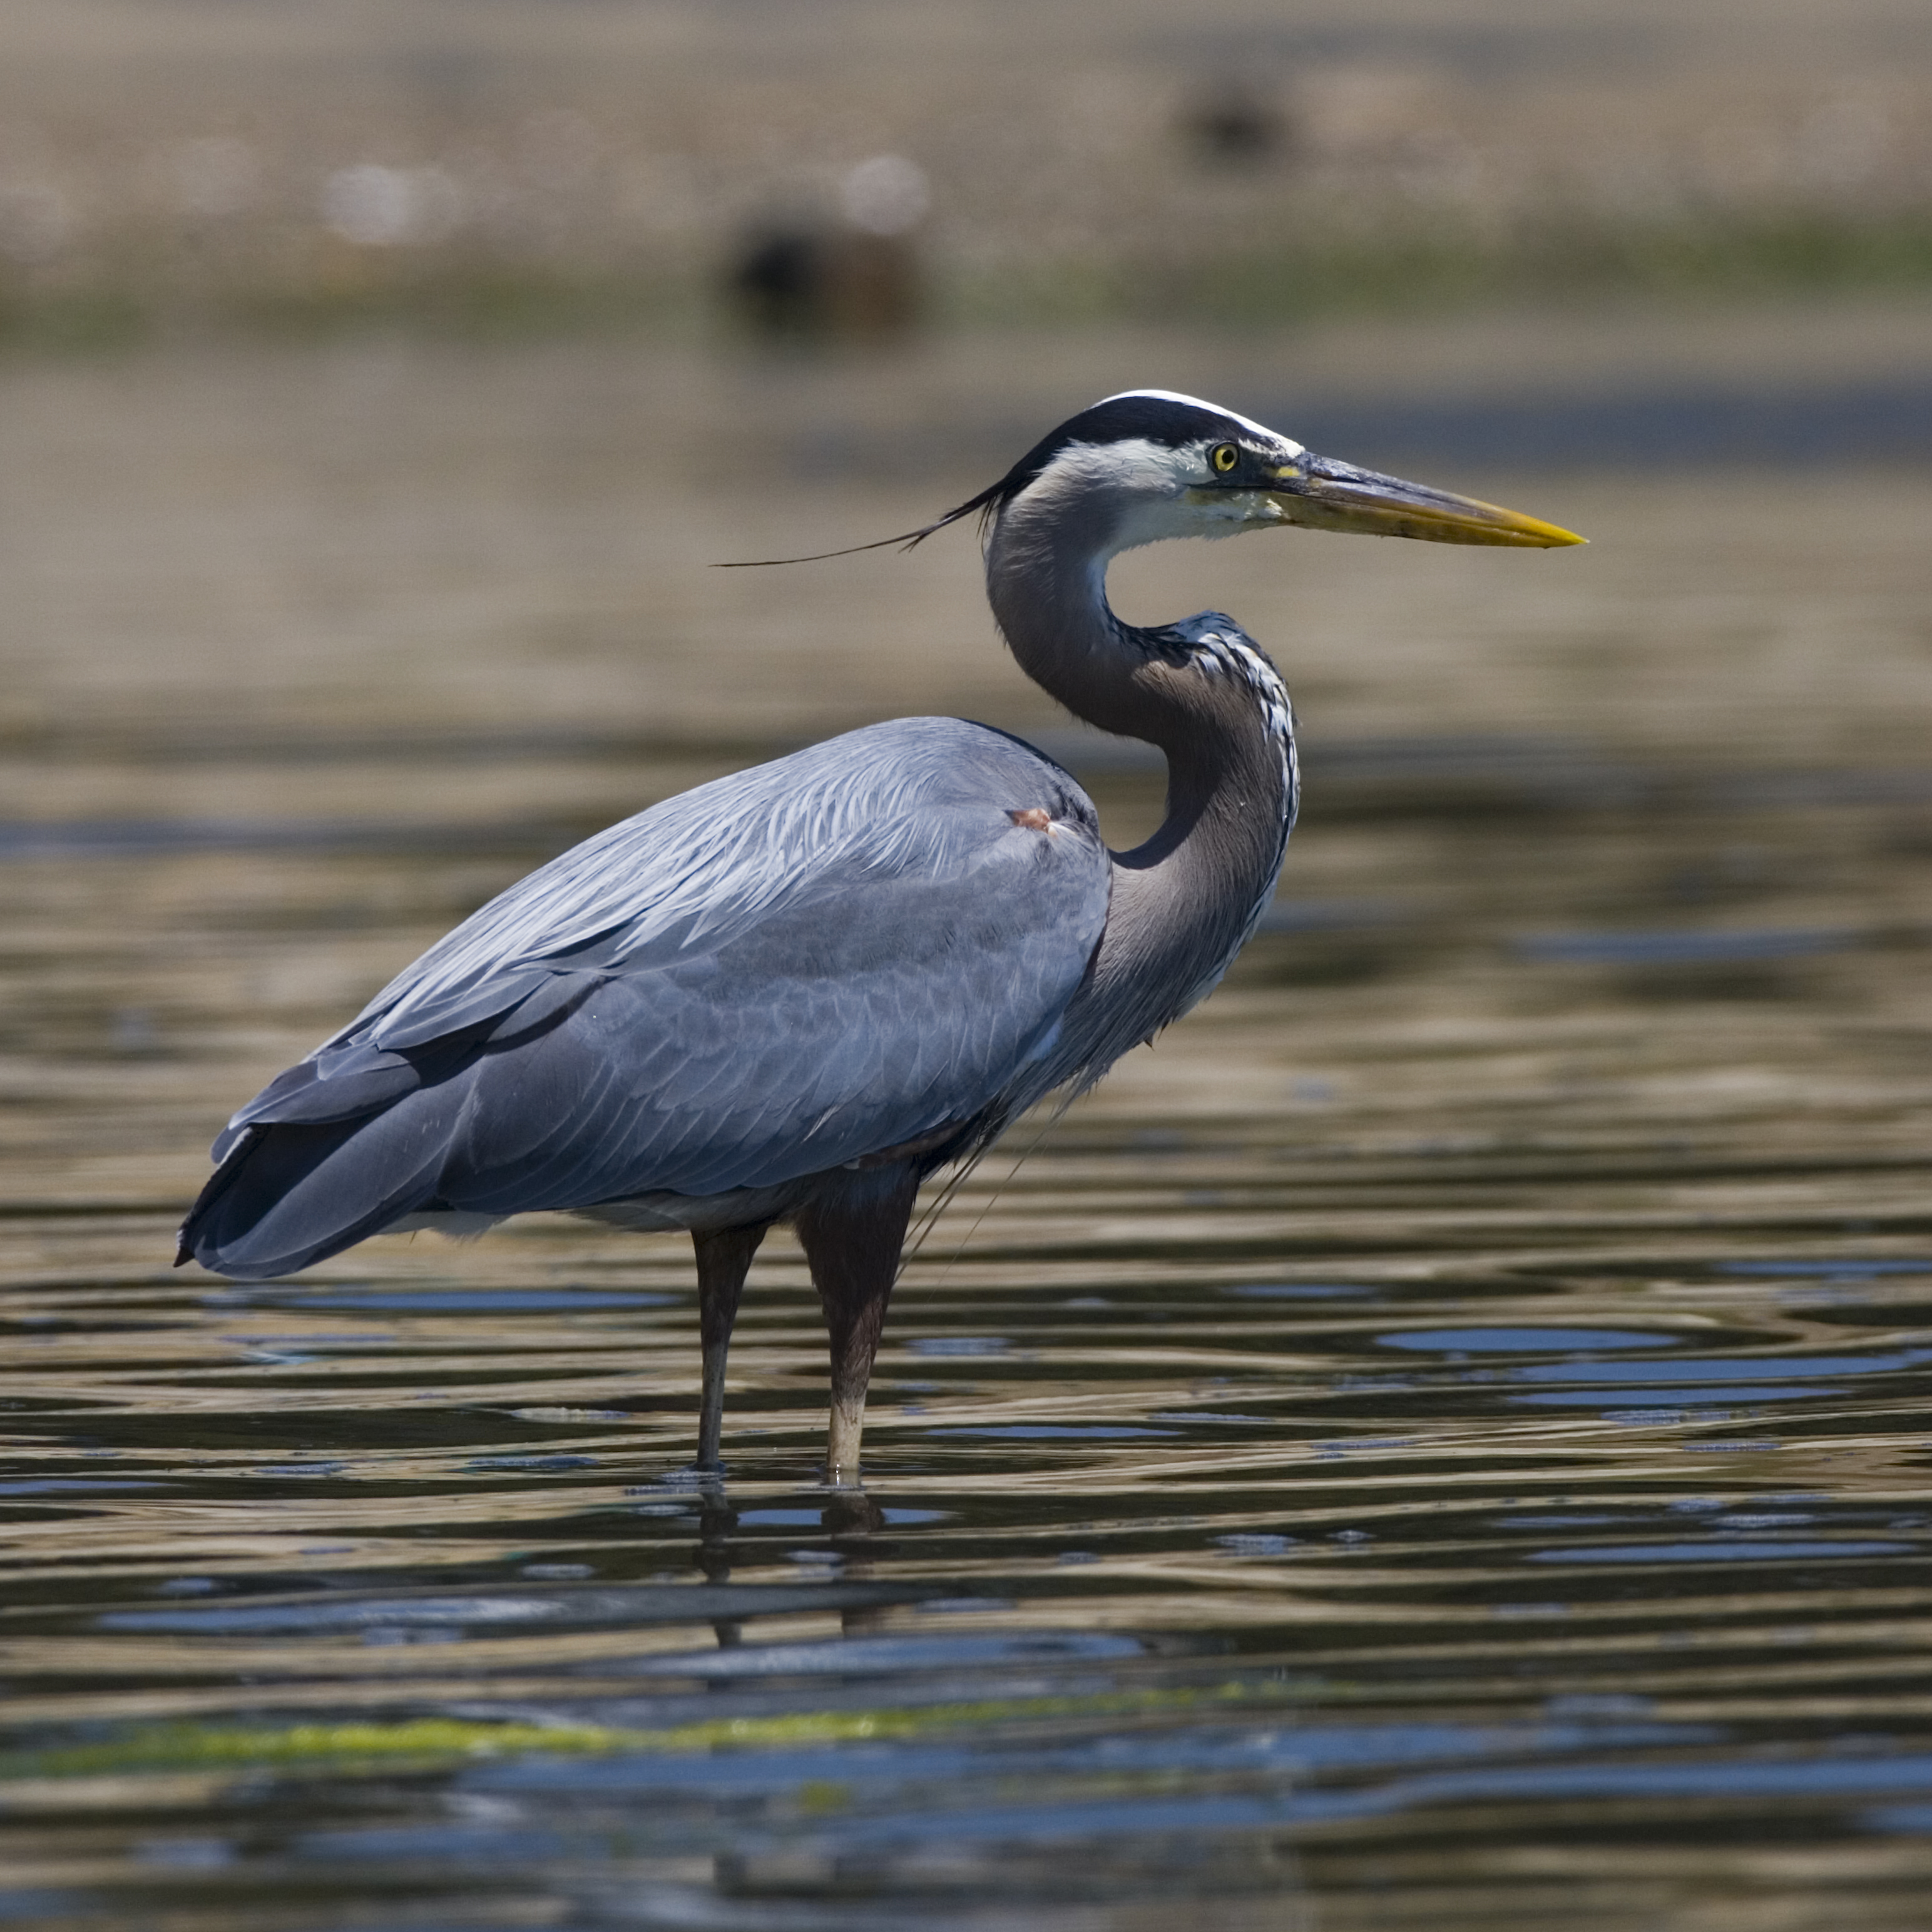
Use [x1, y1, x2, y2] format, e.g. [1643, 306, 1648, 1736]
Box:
[985, 498, 1297, 1066]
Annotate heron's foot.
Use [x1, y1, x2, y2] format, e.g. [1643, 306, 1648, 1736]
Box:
[820, 1396, 867, 1489]
[694, 1408, 728, 1475]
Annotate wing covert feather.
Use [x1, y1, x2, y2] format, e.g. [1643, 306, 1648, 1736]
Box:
[220, 719, 1111, 1208]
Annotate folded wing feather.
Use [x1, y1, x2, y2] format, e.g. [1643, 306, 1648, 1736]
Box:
[190, 720, 1110, 1274]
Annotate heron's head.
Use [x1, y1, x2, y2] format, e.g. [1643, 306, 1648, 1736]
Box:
[718, 389, 1582, 573]
[967, 389, 1583, 555]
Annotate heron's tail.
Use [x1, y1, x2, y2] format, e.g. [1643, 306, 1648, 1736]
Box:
[176, 1116, 441, 1280]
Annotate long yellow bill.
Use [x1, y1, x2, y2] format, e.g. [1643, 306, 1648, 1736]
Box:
[1267, 453, 1585, 548]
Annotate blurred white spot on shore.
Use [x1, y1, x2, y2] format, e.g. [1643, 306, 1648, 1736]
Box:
[840, 155, 929, 236]
[320, 164, 462, 247]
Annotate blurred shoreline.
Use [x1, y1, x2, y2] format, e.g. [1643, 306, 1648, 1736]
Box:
[5, 214, 1931, 357]
[3, 0, 1929, 351]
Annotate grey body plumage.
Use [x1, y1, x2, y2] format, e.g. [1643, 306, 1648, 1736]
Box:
[180, 389, 1581, 1480]
[191, 718, 1113, 1267]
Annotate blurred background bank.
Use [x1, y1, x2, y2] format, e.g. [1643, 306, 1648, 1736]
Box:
[1, 0, 1929, 354]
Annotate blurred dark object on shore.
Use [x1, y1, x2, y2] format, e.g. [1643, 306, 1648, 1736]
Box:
[727, 155, 928, 346]
[1180, 79, 1291, 169]
[729, 226, 921, 343]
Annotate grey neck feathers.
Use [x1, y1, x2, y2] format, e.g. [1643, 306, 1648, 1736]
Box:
[984, 484, 1299, 1083]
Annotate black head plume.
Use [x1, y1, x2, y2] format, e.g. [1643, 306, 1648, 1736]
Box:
[714, 391, 1260, 568]
[713, 478, 1005, 569]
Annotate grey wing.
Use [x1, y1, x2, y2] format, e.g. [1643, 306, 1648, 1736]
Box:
[197, 720, 1108, 1254]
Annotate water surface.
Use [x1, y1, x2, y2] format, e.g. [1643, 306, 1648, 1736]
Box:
[4, 339, 1932, 1929]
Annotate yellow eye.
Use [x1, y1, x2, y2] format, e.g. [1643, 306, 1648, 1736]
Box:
[1210, 442, 1240, 475]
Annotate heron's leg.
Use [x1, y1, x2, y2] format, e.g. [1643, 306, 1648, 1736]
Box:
[794, 1164, 919, 1487]
[692, 1222, 768, 1471]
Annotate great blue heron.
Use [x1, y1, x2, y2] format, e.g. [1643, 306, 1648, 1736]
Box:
[179, 390, 1582, 1480]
